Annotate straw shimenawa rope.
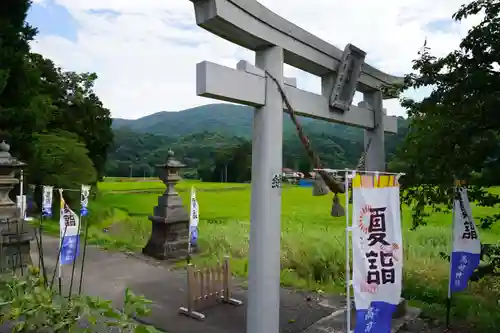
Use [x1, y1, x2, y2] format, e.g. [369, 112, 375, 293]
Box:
[264, 70, 346, 193]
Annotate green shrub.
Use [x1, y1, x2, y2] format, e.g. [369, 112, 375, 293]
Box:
[0, 267, 162, 333]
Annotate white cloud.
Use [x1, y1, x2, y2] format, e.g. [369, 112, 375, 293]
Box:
[30, 0, 479, 119]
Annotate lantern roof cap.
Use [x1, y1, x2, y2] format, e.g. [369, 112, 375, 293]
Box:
[156, 149, 186, 169]
[0, 141, 26, 167]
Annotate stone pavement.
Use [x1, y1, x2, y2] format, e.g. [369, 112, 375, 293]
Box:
[30, 236, 344, 333]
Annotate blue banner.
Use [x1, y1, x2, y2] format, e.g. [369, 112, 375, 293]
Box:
[42, 208, 52, 217]
[80, 207, 88, 217]
[190, 225, 198, 246]
[355, 301, 396, 333]
[59, 190, 80, 265]
[80, 185, 90, 217]
[450, 252, 480, 293]
[42, 186, 53, 217]
[60, 235, 80, 265]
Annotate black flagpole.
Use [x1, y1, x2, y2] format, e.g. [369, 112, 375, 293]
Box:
[446, 182, 458, 328]
[50, 223, 67, 294]
[78, 214, 90, 295]
[38, 214, 48, 285]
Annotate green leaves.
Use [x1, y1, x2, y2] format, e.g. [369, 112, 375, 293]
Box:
[390, 0, 500, 228]
[0, 267, 163, 333]
[1, 0, 113, 186]
[134, 325, 162, 333]
[29, 132, 97, 208]
[123, 288, 153, 318]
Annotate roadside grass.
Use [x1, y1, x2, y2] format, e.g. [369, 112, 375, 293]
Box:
[39, 180, 500, 331]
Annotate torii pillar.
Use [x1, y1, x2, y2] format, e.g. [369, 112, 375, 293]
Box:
[248, 46, 283, 333]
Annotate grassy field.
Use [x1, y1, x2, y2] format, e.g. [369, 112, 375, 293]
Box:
[42, 179, 500, 331]
[98, 178, 249, 192]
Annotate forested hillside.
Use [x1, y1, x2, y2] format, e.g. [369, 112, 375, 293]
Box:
[107, 104, 408, 181]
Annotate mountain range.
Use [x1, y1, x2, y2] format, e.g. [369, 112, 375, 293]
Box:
[112, 103, 406, 142]
[106, 103, 408, 178]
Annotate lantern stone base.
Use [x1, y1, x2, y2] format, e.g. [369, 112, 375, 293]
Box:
[142, 216, 194, 260]
[0, 212, 34, 273]
[0, 139, 33, 274]
[0, 239, 32, 273]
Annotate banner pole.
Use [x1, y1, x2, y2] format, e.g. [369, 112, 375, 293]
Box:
[78, 214, 91, 295]
[345, 170, 351, 333]
[187, 186, 193, 265]
[58, 262, 62, 294]
[54, 224, 65, 294]
[39, 214, 48, 285]
[56, 189, 64, 295]
[77, 185, 90, 294]
[18, 170, 25, 277]
[68, 210, 83, 300]
[446, 182, 457, 328]
[40, 186, 53, 286]
[19, 170, 24, 220]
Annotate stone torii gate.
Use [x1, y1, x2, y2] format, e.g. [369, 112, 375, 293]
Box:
[188, 1, 402, 332]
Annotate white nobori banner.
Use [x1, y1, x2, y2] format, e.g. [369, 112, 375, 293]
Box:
[189, 187, 199, 249]
[16, 195, 27, 219]
[42, 185, 53, 217]
[352, 174, 403, 333]
[449, 186, 480, 293]
[59, 190, 80, 265]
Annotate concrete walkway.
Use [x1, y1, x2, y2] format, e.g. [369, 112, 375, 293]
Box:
[30, 236, 343, 333]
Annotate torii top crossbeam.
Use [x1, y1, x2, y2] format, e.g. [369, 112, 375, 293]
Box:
[190, 0, 403, 95]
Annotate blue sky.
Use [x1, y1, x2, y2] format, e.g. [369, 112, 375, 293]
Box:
[26, 0, 474, 119]
[28, 0, 78, 41]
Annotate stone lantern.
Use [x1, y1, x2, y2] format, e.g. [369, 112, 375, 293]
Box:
[0, 141, 33, 272]
[142, 149, 191, 260]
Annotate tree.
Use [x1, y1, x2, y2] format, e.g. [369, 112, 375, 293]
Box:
[0, 0, 47, 159]
[0, 0, 113, 188]
[392, 0, 500, 228]
[32, 55, 114, 182]
[29, 131, 97, 209]
[224, 140, 252, 183]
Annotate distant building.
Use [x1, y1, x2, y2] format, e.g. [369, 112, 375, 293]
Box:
[282, 168, 303, 184]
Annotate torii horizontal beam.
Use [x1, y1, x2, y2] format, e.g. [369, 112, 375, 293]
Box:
[196, 61, 398, 133]
[189, 0, 403, 97]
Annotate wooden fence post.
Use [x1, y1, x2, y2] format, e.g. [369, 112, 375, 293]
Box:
[179, 256, 243, 320]
[179, 263, 206, 320]
[222, 256, 243, 306]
